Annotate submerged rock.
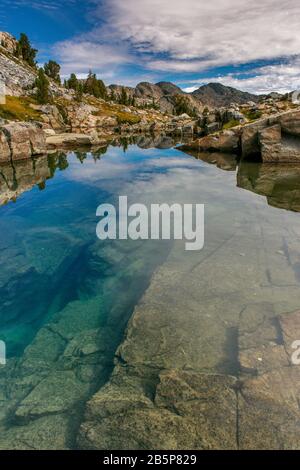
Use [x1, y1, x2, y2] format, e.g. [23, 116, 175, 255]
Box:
[0, 236, 169, 450]
[237, 308, 300, 449]
[78, 207, 300, 450]
[78, 368, 238, 450]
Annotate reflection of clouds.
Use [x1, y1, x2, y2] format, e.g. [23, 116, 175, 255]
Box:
[65, 147, 203, 194]
[68, 157, 135, 181]
[123, 166, 235, 205]
[65, 145, 265, 215]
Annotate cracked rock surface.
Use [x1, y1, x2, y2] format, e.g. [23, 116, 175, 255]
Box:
[78, 198, 300, 449]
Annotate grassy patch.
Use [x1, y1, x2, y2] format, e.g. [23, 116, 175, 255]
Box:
[115, 112, 141, 125]
[88, 98, 141, 125]
[0, 96, 41, 121]
[242, 109, 262, 121]
[223, 119, 240, 129]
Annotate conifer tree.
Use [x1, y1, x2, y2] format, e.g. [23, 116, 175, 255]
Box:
[44, 60, 61, 84]
[119, 87, 128, 105]
[66, 73, 79, 91]
[35, 68, 51, 104]
[16, 33, 37, 67]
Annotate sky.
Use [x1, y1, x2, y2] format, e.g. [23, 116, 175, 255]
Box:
[0, 0, 300, 94]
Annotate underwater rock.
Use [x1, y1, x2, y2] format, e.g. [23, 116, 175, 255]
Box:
[0, 414, 71, 450]
[15, 370, 91, 418]
[238, 367, 300, 449]
[237, 308, 300, 449]
[78, 368, 238, 450]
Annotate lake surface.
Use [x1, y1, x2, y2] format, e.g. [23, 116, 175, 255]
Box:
[1, 140, 300, 449]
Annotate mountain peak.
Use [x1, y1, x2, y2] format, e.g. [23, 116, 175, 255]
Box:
[192, 82, 260, 106]
[156, 81, 184, 96]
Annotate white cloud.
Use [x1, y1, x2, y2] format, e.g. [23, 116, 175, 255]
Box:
[53, 0, 300, 92]
[54, 40, 130, 77]
[182, 58, 300, 94]
[91, 0, 300, 70]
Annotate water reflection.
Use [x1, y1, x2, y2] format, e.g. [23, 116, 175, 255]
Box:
[0, 135, 183, 206]
[2, 139, 300, 213]
[237, 162, 300, 212]
[178, 147, 238, 171]
[179, 148, 300, 212]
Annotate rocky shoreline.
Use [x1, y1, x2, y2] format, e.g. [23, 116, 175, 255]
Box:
[0, 115, 196, 163]
[3, 107, 300, 164]
[181, 109, 300, 163]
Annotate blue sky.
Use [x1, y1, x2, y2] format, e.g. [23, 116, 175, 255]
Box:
[1, 0, 300, 94]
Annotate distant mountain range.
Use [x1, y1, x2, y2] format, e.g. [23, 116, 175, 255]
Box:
[108, 81, 261, 113]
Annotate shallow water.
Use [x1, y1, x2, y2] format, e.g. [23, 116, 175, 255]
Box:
[1, 142, 300, 449]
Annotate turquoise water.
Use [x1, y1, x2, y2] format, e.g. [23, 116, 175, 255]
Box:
[1, 142, 300, 449]
[0, 144, 185, 357]
[1, 144, 300, 358]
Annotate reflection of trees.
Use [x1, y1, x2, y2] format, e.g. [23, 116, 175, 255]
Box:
[58, 153, 69, 171]
[48, 151, 69, 172]
[90, 145, 109, 161]
[47, 152, 69, 177]
[38, 182, 46, 191]
[111, 136, 137, 153]
[74, 152, 88, 164]
[120, 137, 128, 153]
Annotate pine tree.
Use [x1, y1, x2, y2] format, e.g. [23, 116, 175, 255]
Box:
[35, 68, 51, 104]
[110, 89, 116, 102]
[66, 73, 79, 91]
[75, 82, 84, 102]
[44, 60, 61, 84]
[16, 33, 37, 67]
[83, 70, 107, 99]
[119, 87, 128, 105]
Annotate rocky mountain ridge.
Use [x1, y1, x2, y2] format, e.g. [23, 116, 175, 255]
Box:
[108, 80, 263, 113]
[192, 82, 261, 107]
